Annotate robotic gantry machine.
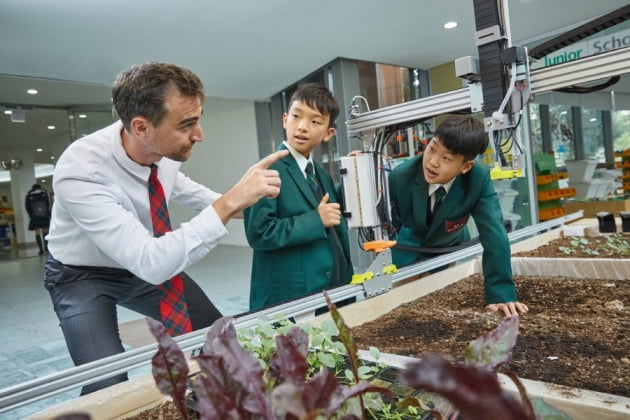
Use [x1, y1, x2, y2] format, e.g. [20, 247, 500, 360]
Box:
[339, 0, 630, 303]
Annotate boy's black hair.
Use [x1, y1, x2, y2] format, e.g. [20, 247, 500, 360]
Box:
[434, 114, 489, 161]
[288, 83, 339, 128]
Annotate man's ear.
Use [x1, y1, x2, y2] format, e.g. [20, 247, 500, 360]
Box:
[322, 127, 336, 143]
[129, 116, 151, 139]
[461, 160, 475, 174]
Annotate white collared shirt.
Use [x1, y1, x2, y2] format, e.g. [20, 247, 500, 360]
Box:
[283, 140, 312, 178]
[428, 178, 455, 210]
[46, 121, 228, 284]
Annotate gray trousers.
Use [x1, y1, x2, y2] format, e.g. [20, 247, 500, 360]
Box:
[44, 254, 222, 395]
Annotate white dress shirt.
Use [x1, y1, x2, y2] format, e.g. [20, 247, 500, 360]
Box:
[428, 178, 455, 211]
[47, 121, 228, 284]
[283, 140, 312, 178]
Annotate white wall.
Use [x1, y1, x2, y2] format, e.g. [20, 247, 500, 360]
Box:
[169, 96, 261, 246]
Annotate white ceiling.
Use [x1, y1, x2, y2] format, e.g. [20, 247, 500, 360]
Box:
[1, 0, 629, 167]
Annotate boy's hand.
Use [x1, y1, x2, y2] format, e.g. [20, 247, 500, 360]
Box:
[485, 301, 529, 317]
[317, 193, 341, 228]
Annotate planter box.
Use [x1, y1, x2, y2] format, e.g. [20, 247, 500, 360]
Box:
[318, 257, 630, 420]
[28, 227, 630, 419]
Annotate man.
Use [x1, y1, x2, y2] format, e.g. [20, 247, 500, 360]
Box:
[44, 62, 287, 394]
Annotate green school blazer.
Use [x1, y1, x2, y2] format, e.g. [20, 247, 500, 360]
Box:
[243, 147, 353, 311]
[388, 154, 517, 304]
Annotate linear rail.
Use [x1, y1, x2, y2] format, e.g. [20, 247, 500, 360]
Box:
[346, 46, 630, 135]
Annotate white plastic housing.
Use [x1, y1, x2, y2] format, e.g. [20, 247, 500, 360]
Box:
[340, 154, 379, 228]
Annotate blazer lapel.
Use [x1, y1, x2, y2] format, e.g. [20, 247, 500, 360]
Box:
[283, 154, 319, 208]
[411, 171, 430, 229]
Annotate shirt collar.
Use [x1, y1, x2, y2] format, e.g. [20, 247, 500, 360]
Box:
[283, 140, 312, 174]
[112, 120, 162, 180]
[428, 178, 455, 196]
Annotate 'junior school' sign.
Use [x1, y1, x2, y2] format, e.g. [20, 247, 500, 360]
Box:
[532, 27, 630, 69]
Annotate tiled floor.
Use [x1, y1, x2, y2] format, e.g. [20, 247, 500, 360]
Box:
[0, 244, 253, 419]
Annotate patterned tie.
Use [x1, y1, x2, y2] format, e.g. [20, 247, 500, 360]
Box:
[433, 187, 446, 214]
[148, 164, 192, 336]
[305, 161, 322, 200]
[429, 186, 446, 224]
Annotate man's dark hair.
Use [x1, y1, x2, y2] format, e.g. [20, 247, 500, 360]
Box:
[112, 62, 205, 131]
[434, 114, 489, 161]
[288, 83, 339, 128]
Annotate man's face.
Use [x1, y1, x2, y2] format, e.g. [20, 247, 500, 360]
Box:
[422, 137, 474, 185]
[283, 100, 335, 158]
[148, 93, 204, 162]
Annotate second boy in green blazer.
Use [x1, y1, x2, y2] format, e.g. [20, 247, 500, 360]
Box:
[244, 84, 353, 311]
[388, 114, 528, 317]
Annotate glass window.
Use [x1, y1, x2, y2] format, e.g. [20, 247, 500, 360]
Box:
[612, 109, 630, 151]
[357, 60, 426, 109]
[528, 104, 543, 154]
[549, 105, 574, 167]
[582, 109, 605, 162]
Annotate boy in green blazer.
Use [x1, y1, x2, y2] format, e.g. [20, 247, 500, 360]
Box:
[388, 114, 528, 317]
[244, 84, 353, 311]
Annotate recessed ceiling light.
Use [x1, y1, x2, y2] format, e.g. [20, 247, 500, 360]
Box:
[36, 148, 43, 152]
[589, 118, 597, 122]
[47, 125, 56, 130]
[27, 89, 38, 95]
[3, 110, 11, 115]
[50, 156, 55, 160]
[443, 21, 458, 29]
[78, 114, 87, 119]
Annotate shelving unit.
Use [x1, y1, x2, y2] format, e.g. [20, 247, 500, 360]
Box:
[614, 149, 630, 197]
[535, 153, 576, 221]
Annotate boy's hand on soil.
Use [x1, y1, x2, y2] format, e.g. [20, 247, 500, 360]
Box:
[485, 301, 529, 317]
[318, 193, 341, 228]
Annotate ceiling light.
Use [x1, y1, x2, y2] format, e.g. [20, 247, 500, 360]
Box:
[47, 125, 56, 130]
[27, 89, 38, 95]
[443, 21, 458, 29]
[36, 148, 43, 152]
[50, 156, 55, 160]
[4, 110, 11, 115]
[589, 118, 597, 122]
[78, 114, 87, 119]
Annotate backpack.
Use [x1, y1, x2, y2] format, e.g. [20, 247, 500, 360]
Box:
[29, 191, 49, 217]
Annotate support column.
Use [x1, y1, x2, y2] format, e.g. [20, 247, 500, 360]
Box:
[7, 147, 37, 247]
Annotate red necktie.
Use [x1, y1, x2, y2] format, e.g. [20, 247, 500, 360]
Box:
[148, 164, 192, 336]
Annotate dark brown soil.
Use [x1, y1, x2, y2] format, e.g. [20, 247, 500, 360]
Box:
[351, 274, 629, 398]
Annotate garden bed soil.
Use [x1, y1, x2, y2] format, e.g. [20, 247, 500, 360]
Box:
[351, 273, 629, 398]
